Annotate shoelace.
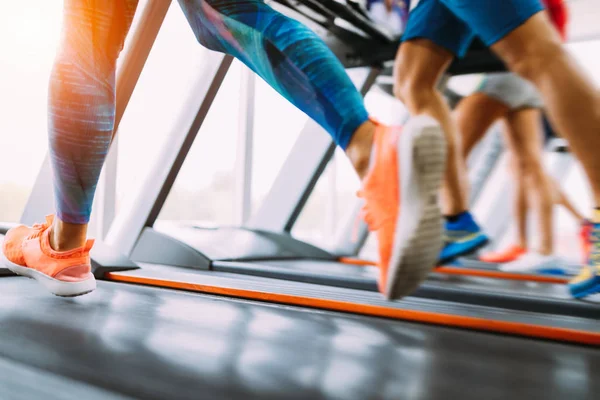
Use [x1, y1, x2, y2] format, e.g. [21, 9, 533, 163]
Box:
[26, 221, 50, 241]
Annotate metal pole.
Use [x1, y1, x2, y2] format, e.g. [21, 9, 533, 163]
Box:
[235, 67, 256, 225]
[91, 136, 120, 239]
[106, 54, 234, 256]
[326, 157, 338, 239]
[247, 66, 381, 232]
[114, 0, 172, 133]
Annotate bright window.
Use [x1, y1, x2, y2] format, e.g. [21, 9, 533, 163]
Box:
[0, 1, 63, 221]
[156, 61, 243, 225]
[250, 77, 308, 216]
[116, 2, 212, 214]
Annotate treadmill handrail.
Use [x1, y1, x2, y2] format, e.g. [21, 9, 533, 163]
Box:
[274, 0, 395, 43]
[310, 0, 396, 42]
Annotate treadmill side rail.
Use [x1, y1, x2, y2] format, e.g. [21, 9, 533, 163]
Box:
[130, 228, 211, 270]
[90, 240, 140, 279]
[107, 265, 600, 346]
[131, 225, 335, 268]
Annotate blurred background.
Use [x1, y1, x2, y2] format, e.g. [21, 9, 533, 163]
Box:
[0, 0, 598, 261]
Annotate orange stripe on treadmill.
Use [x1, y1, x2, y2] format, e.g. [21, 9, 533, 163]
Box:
[339, 257, 377, 266]
[435, 267, 569, 284]
[106, 272, 599, 346]
[339, 258, 569, 284]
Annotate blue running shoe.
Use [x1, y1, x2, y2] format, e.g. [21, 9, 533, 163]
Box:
[569, 219, 600, 299]
[439, 211, 488, 264]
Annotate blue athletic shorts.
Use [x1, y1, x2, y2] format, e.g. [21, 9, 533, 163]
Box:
[403, 0, 545, 57]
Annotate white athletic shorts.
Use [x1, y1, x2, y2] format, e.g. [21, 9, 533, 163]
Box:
[476, 72, 543, 110]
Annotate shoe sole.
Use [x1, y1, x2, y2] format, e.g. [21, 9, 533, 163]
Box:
[1, 252, 96, 297]
[569, 274, 600, 299]
[437, 235, 490, 265]
[499, 261, 572, 276]
[385, 115, 447, 300]
[570, 281, 600, 299]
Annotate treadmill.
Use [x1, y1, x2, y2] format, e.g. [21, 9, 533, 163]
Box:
[97, 1, 597, 343]
[2, 0, 598, 346]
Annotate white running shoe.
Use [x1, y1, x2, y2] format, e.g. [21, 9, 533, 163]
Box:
[500, 252, 572, 275]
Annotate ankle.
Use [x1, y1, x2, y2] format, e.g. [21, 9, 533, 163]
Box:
[346, 120, 376, 179]
[49, 219, 88, 252]
[593, 208, 600, 224]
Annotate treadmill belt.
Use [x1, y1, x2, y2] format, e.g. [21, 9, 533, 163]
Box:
[340, 257, 570, 284]
[435, 265, 568, 284]
[211, 259, 598, 319]
[107, 264, 600, 345]
[0, 357, 126, 400]
[1, 278, 598, 399]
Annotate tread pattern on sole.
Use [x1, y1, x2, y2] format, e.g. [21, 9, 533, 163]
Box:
[387, 119, 447, 299]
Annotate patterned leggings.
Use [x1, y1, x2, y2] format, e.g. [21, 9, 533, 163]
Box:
[49, 0, 369, 224]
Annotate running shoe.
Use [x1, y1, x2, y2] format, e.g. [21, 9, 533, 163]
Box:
[1, 215, 96, 297]
[479, 245, 527, 263]
[439, 211, 489, 264]
[358, 115, 446, 299]
[579, 219, 593, 263]
[569, 219, 600, 299]
[500, 252, 571, 275]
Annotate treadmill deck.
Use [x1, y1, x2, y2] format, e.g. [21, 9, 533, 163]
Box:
[107, 264, 600, 345]
[0, 278, 598, 400]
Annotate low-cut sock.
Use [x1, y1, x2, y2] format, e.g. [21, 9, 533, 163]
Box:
[445, 210, 469, 223]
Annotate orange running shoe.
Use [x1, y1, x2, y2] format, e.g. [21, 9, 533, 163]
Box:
[358, 115, 446, 299]
[1, 215, 96, 297]
[580, 219, 593, 264]
[479, 245, 527, 263]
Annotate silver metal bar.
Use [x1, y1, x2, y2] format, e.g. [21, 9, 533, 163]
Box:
[106, 54, 234, 256]
[90, 136, 120, 239]
[235, 67, 256, 225]
[246, 119, 336, 232]
[326, 156, 338, 237]
[247, 67, 381, 233]
[467, 125, 505, 205]
[114, 0, 173, 134]
[94, 0, 171, 237]
[20, 0, 171, 226]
